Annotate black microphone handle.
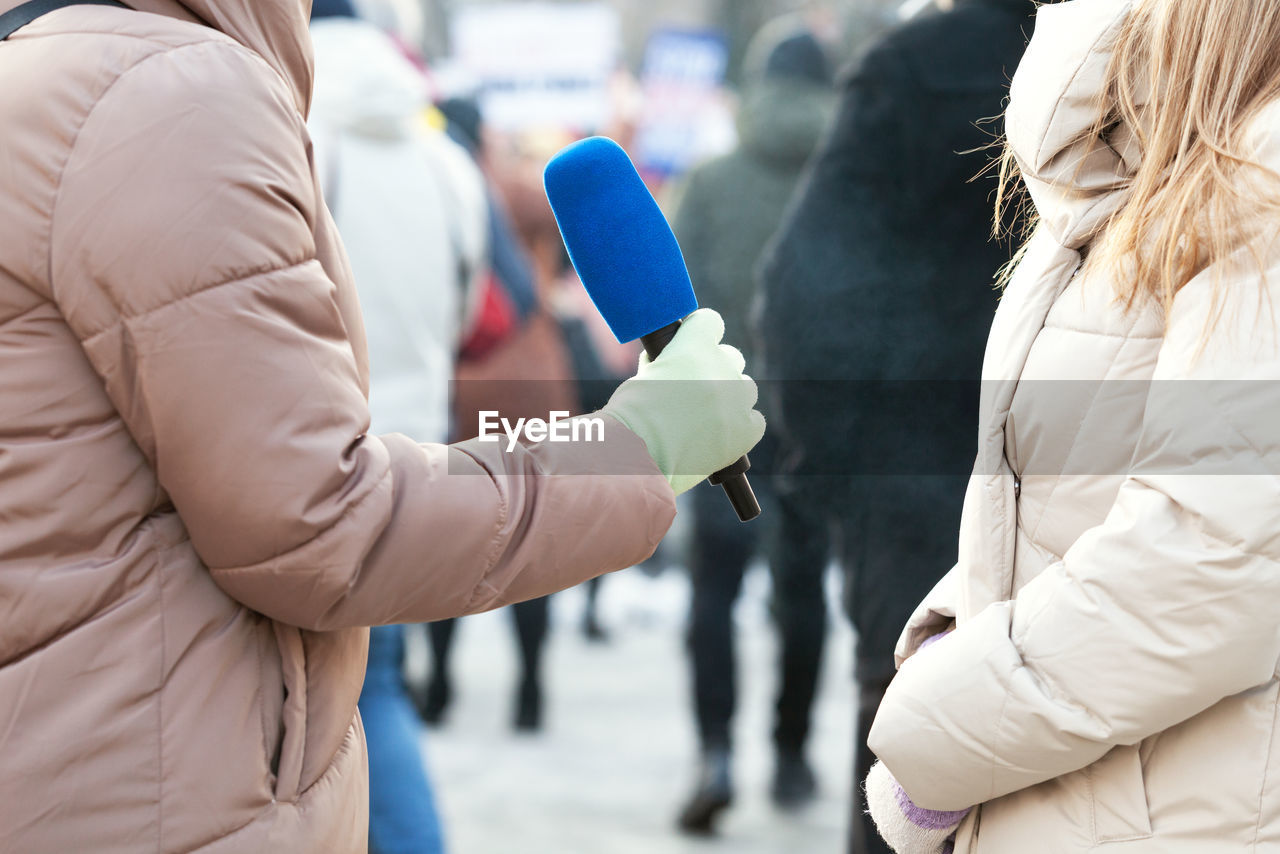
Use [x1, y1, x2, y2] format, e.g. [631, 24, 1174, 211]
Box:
[640, 320, 761, 522]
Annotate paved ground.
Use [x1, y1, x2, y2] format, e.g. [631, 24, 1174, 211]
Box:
[409, 559, 856, 854]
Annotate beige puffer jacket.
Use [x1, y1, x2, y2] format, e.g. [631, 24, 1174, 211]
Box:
[869, 1, 1280, 851]
[0, 3, 674, 852]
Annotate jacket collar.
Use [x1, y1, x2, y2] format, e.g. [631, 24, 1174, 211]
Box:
[1005, 0, 1137, 248]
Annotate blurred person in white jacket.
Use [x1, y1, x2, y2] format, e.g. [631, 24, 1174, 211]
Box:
[310, 6, 484, 447]
[309, 2, 487, 852]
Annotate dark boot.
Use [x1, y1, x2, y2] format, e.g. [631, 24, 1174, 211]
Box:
[512, 598, 548, 733]
[513, 675, 543, 733]
[416, 672, 451, 726]
[677, 746, 733, 835]
[582, 576, 610, 642]
[417, 619, 457, 726]
[581, 611, 610, 643]
[771, 747, 818, 809]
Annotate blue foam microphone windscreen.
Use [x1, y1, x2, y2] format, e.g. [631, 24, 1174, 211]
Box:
[543, 137, 699, 343]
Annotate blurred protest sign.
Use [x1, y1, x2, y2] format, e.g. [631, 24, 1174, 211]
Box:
[449, 2, 620, 132]
[633, 27, 733, 180]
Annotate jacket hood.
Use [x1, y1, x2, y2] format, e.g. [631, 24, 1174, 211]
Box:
[737, 78, 833, 166]
[1005, 0, 1137, 248]
[309, 17, 428, 140]
[0, 0, 315, 114]
[143, 0, 313, 114]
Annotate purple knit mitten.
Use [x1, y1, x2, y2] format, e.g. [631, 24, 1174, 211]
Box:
[918, 629, 950, 652]
[866, 630, 964, 853]
[865, 761, 969, 854]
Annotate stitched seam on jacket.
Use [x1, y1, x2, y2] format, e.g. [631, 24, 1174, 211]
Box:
[155, 539, 168, 852]
[46, 42, 216, 297]
[183, 804, 268, 853]
[1217, 409, 1280, 485]
[174, 718, 363, 852]
[1039, 322, 1162, 341]
[77, 258, 316, 344]
[444, 444, 514, 611]
[455, 449, 511, 613]
[295, 717, 361, 800]
[1026, 4, 1129, 166]
[1058, 191, 1130, 249]
[255, 619, 272, 789]
[46, 39, 296, 309]
[989, 682, 1014, 802]
[206, 463, 391, 575]
[1026, 333, 1126, 546]
[1011, 582, 1112, 735]
[989, 239, 1082, 598]
[1133, 484, 1277, 563]
[1251, 686, 1280, 849]
[25, 28, 202, 48]
[1086, 762, 1098, 845]
[0, 299, 53, 330]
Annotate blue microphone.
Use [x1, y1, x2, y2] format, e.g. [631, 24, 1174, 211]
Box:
[544, 136, 759, 522]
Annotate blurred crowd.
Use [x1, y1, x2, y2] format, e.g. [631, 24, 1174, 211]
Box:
[307, 1, 1034, 852]
[13, 0, 1280, 850]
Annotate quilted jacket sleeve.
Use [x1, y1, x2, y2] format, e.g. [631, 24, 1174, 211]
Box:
[869, 244, 1280, 811]
[50, 41, 675, 632]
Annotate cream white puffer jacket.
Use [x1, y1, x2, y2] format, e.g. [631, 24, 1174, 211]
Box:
[868, 1, 1280, 851]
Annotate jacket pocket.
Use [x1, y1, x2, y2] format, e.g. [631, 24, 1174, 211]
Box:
[1088, 744, 1152, 843]
[271, 623, 308, 803]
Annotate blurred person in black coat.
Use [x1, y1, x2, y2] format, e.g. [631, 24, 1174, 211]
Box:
[669, 19, 836, 834]
[756, 1, 1038, 851]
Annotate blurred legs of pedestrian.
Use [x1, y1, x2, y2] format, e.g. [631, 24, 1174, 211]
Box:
[836, 475, 967, 854]
[511, 595, 548, 731]
[769, 487, 832, 807]
[581, 575, 609, 642]
[678, 440, 830, 834]
[678, 479, 752, 833]
[359, 625, 447, 854]
[418, 597, 550, 732]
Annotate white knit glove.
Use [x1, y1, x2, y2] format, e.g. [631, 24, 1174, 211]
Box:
[603, 308, 765, 494]
[865, 761, 969, 854]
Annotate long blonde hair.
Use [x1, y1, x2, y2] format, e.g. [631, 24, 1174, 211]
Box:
[995, 0, 1280, 316]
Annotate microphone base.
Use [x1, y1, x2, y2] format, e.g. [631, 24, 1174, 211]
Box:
[708, 455, 759, 522]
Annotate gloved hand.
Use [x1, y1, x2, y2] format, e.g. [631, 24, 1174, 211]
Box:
[865, 761, 969, 854]
[603, 308, 765, 495]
